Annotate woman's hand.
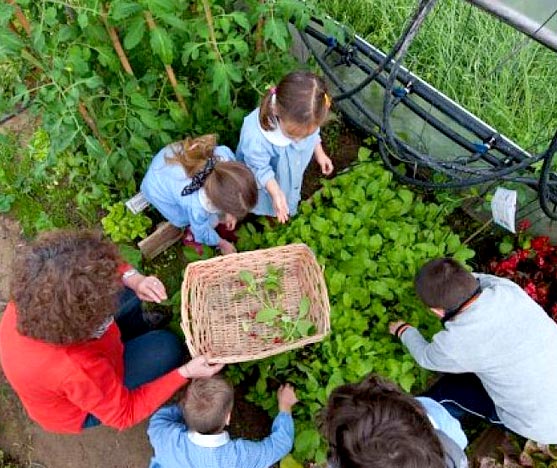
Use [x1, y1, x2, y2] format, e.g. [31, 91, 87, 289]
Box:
[125, 273, 167, 303]
[179, 356, 224, 379]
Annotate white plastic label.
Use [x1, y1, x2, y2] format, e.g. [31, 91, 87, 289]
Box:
[125, 192, 150, 214]
[491, 187, 517, 233]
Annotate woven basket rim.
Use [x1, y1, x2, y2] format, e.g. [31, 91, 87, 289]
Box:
[181, 243, 330, 363]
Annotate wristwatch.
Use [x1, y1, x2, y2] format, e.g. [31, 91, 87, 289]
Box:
[122, 268, 139, 282]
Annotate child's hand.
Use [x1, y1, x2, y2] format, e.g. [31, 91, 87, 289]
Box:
[223, 213, 237, 231]
[277, 383, 298, 413]
[314, 143, 334, 176]
[218, 238, 237, 255]
[272, 190, 289, 223]
[316, 153, 334, 175]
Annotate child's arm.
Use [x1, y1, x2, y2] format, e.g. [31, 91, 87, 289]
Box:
[234, 384, 298, 468]
[313, 142, 333, 176]
[266, 179, 289, 223]
[398, 326, 469, 373]
[189, 208, 236, 254]
[147, 405, 186, 457]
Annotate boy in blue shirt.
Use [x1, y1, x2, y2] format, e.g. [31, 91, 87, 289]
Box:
[148, 376, 298, 468]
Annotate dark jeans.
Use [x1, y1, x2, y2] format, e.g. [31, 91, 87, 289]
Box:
[82, 288, 184, 428]
[423, 373, 504, 425]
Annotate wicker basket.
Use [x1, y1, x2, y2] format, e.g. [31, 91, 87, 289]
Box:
[181, 243, 330, 363]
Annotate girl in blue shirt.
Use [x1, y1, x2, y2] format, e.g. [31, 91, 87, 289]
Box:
[236, 71, 333, 223]
[141, 134, 257, 255]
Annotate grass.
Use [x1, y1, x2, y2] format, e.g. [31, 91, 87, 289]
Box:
[316, 0, 557, 154]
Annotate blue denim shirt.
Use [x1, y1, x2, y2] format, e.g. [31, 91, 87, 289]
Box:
[140, 144, 234, 246]
[236, 108, 320, 217]
[148, 405, 294, 468]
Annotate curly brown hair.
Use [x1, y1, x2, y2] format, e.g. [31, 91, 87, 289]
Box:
[10, 230, 123, 344]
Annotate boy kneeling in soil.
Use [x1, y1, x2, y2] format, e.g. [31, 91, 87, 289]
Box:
[147, 376, 298, 468]
[389, 257, 557, 444]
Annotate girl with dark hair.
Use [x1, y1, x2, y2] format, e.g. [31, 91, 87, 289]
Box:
[0, 230, 223, 433]
[236, 70, 333, 223]
[141, 134, 257, 255]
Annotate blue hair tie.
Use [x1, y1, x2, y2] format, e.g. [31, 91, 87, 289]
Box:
[181, 157, 216, 196]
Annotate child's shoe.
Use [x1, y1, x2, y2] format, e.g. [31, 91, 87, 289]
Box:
[182, 227, 204, 256]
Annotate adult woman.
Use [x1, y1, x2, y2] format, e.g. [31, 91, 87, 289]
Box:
[0, 230, 222, 433]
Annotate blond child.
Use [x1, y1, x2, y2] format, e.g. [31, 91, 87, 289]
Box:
[148, 376, 298, 468]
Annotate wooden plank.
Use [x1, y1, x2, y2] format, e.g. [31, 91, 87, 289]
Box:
[138, 222, 182, 260]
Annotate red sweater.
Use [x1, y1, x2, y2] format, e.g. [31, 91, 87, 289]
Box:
[0, 301, 186, 433]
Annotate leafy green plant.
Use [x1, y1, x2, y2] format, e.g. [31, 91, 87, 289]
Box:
[237, 267, 315, 343]
[101, 201, 151, 243]
[229, 147, 475, 463]
[1, 0, 340, 233]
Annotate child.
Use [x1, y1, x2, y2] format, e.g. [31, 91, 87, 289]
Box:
[319, 374, 468, 468]
[141, 134, 257, 255]
[389, 257, 557, 444]
[147, 376, 298, 468]
[236, 70, 333, 223]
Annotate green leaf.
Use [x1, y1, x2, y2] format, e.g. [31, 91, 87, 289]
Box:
[263, 17, 289, 50]
[230, 12, 250, 30]
[77, 12, 89, 29]
[130, 92, 152, 109]
[84, 75, 103, 89]
[296, 319, 315, 337]
[149, 26, 174, 64]
[255, 308, 281, 323]
[239, 270, 255, 286]
[294, 429, 321, 456]
[124, 16, 146, 50]
[280, 455, 303, 468]
[0, 194, 15, 213]
[298, 296, 310, 318]
[399, 373, 416, 393]
[110, 1, 143, 21]
[118, 244, 142, 268]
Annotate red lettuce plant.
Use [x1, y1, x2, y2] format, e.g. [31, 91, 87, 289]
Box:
[489, 220, 557, 320]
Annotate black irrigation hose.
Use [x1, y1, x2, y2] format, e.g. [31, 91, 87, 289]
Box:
[538, 129, 557, 218]
[303, 24, 529, 166]
[333, 0, 438, 102]
[301, 4, 557, 218]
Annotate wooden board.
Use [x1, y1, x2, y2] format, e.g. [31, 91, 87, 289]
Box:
[138, 222, 182, 260]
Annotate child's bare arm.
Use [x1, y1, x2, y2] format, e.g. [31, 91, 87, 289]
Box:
[265, 179, 289, 223]
[313, 143, 333, 175]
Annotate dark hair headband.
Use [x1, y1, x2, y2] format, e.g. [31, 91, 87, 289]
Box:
[181, 157, 216, 196]
[441, 280, 482, 324]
